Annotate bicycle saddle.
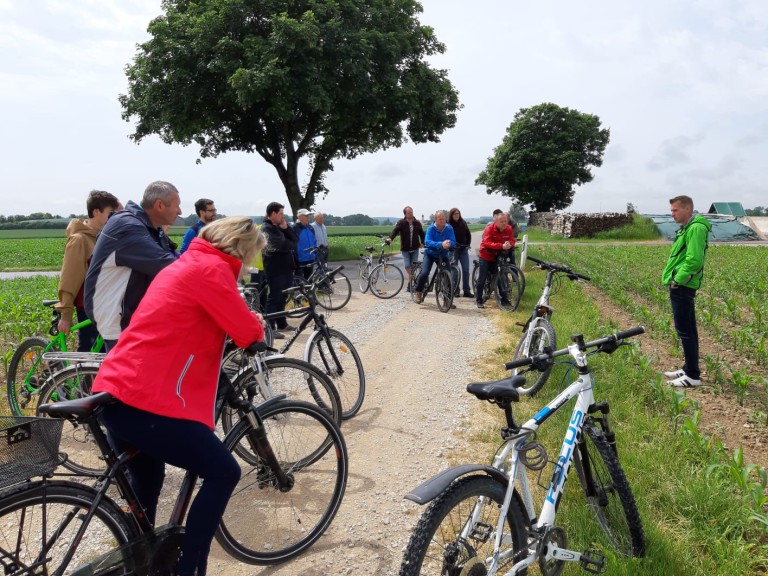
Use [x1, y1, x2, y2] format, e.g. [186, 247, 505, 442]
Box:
[466, 375, 527, 404]
[38, 391, 116, 419]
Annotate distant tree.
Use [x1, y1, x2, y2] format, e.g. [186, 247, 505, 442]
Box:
[382, 219, 392, 226]
[746, 206, 767, 216]
[119, 0, 461, 217]
[626, 202, 637, 215]
[341, 213, 375, 226]
[476, 102, 610, 212]
[508, 201, 528, 223]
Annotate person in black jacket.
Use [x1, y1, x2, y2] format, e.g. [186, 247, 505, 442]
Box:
[448, 207, 474, 298]
[262, 202, 299, 332]
[385, 206, 425, 289]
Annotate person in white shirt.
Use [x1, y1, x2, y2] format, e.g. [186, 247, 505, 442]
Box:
[311, 212, 330, 268]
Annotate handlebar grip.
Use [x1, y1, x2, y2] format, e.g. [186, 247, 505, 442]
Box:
[615, 326, 645, 340]
[504, 356, 534, 370]
[527, 256, 543, 265]
[577, 273, 591, 281]
[245, 340, 268, 354]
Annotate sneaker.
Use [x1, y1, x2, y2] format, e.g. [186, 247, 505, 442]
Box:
[667, 374, 702, 387]
[463, 292, 474, 298]
[476, 302, 485, 309]
[450, 304, 457, 309]
[663, 369, 685, 378]
[415, 291, 422, 303]
[271, 331, 285, 340]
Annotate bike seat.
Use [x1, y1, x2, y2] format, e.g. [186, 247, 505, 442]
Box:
[466, 375, 527, 404]
[365, 246, 375, 252]
[42, 299, 60, 307]
[38, 391, 117, 419]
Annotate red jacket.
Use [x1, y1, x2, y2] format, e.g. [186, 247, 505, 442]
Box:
[92, 238, 264, 429]
[478, 223, 515, 262]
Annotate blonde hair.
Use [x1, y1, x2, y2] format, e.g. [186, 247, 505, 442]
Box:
[199, 216, 266, 265]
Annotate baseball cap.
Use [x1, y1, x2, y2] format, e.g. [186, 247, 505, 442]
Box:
[297, 208, 314, 217]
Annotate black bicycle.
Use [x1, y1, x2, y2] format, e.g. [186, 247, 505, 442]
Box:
[0, 345, 348, 574]
[408, 250, 456, 313]
[472, 252, 525, 312]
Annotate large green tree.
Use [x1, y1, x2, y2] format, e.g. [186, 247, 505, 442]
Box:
[475, 103, 610, 212]
[119, 0, 461, 216]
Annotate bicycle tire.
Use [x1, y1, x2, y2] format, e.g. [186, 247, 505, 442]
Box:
[399, 475, 528, 576]
[434, 269, 454, 313]
[36, 364, 106, 475]
[472, 265, 493, 304]
[370, 263, 405, 299]
[304, 328, 365, 419]
[221, 356, 343, 436]
[316, 270, 352, 311]
[216, 400, 348, 565]
[495, 267, 523, 312]
[574, 421, 646, 557]
[0, 480, 138, 575]
[358, 259, 371, 293]
[6, 336, 63, 417]
[410, 262, 422, 302]
[512, 318, 556, 396]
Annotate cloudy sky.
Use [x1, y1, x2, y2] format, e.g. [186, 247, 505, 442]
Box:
[1, 0, 766, 219]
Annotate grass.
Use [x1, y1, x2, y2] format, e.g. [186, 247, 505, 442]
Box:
[461, 263, 766, 575]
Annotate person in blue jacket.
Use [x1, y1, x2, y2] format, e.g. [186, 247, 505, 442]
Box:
[293, 208, 317, 279]
[414, 210, 455, 303]
[180, 198, 217, 254]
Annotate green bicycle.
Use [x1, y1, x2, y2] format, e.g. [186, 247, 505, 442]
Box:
[6, 300, 104, 416]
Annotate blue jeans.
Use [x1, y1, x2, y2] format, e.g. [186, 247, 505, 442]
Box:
[455, 246, 471, 293]
[670, 285, 700, 379]
[100, 402, 240, 576]
[415, 253, 439, 292]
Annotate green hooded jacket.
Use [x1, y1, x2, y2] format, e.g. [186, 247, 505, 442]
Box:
[661, 214, 712, 289]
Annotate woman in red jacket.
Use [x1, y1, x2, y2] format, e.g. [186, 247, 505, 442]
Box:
[92, 216, 265, 576]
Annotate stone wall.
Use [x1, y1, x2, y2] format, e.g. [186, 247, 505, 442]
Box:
[529, 211, 632, 238]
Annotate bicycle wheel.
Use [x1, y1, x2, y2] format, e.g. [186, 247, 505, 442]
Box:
[511, 319, 556, 396]
[495, 267, 522, 312]
[317, 271, 352, 311]
[221, 356, 343, 435]
[434, 270, 454, 313]
[305, 328, 365, 420]
[574, 422, 645, 557]
[410, 262, 422, 302]
[370, 263, 405, 299]
[216, 400, 348, 565]
[399, 475, 528, 576]
[36, 365, 106, 475]
[0, 480, 138, 575]
[6, 337, 63, 416]
[358, 259, 371, 293]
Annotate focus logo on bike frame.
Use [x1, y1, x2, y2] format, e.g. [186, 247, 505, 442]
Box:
[546, 409, 584, 505]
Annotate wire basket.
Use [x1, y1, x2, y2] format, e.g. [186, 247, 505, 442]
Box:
[0, 416, 64, 490]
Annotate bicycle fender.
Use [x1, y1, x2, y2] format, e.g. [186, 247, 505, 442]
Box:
[302, 330, 323, 361]
[404, 464, 509, 505]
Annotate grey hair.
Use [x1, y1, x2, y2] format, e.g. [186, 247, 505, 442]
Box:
[141, 181, 179, 209]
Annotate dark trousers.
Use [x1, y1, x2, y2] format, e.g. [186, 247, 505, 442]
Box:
[670, 286, 700, 379]
[415, 253, 439, 292]
[100, 402, 240, 576]
[265, 271, 294, 329]
[475, 258, 497, 303]
[455, 246, 471, 293]
[75, 308, 99, 352]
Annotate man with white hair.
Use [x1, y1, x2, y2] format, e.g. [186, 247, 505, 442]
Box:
[311, 212, 329, 268]
[414, 210, 455, 303]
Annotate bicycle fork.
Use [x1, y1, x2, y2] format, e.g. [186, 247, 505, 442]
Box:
[242, 408, 293, 492]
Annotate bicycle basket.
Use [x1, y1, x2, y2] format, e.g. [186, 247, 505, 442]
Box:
[0, 416, 64, 489]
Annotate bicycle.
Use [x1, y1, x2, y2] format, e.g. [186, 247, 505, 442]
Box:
[35, 344, 343, 476]
[295, 248, 353, 310]
[0, 346, 348, 574]
[6, 300, 104, 416]
[358, 236, 405, 298]
[472, 252, 526, 312]
[408, 250, 456, 313]
[400, 327, 647, 576]
[260, 268, 365, 419]
[511, 256, 591, 396]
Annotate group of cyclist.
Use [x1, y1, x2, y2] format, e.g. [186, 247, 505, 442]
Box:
[386, 205, 518, 308]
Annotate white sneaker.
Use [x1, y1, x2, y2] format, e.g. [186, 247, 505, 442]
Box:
[667, 374, 701, 387]
[663, 369, 685, 378]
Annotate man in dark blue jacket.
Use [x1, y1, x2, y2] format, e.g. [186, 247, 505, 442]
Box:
[180, 198, 216, 254]
[85, 181, 181, 349]
[262, 202, 299, 333]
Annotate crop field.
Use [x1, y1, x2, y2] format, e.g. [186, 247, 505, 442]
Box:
[0, 238, 66, 270]
[0, 275, 59, 350]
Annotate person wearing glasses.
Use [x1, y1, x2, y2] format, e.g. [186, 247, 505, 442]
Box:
[180, 198, 218, 254]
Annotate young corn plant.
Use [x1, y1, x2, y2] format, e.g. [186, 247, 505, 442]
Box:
[728, 364, 754, 406]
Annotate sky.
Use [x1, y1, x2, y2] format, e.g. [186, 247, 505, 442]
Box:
[1, 0, 766, 219]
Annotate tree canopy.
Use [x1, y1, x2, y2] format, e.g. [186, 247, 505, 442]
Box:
[475, 102, 610, 212]
[120, 0, 461, 216]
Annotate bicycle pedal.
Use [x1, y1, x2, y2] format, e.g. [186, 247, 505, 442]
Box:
[579, 548, 606, 574]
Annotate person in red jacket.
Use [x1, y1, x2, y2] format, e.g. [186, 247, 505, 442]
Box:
[475, 210, 515, 309]
[92, 216, 266, 576]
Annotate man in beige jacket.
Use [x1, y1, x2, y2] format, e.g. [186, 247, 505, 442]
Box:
[55, 190, 121, 351]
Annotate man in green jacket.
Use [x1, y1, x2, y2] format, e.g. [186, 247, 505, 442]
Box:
[661, 195, 711, 387]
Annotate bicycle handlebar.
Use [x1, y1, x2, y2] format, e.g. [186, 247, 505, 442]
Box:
[503, 326, 645, 370]
[527, 256, 591, 281]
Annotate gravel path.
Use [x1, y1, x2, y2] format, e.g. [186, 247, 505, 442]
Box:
[209, 279, 498, 575]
